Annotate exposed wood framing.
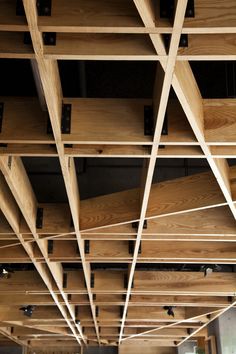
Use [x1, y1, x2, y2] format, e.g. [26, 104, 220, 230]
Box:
[0, 0, 236, 350]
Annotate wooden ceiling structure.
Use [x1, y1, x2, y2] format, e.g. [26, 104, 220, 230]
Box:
[0, 0, 236, 353]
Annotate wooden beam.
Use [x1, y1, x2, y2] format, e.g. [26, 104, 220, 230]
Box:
[79, 170, 227, 231]
[0, 306, 62, 322]
[121, 309, 222, 342]
[0, 326, 28, 348]
[132, 271, 236, 296]
[173, 62, 236, 219]
[22, 0, 100, 341]
[177, 297, 236, 346]
[1, 0, 236, 35]
[0, 0, 235, 348]
[26, 238, 236, 264]
[0, 158, 83, 344]
[2, 270, 235, 297]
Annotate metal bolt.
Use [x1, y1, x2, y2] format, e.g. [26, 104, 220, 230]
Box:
[44, 6, 50, 14]
[186, 8, 194, 17]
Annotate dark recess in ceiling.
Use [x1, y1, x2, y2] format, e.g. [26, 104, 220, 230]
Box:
[0, 59, 37, 96]
[1, 262, 235, 273]
[0, 59, 234, 98]
[58, 60, 157, 98]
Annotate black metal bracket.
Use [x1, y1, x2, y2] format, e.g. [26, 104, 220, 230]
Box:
[0, 143, 7, 148]
[23, 32, 32, 45]
[96, 306, 99, 317]
[124, 274, 134, 289]
[160, 0, 194, 19]
[144, 105, 153, 136]
[8, 156, 12, 169]
[163, 34, 188, 52]
[162, 114, 168, 135]
[120, 306, 124, 318]
[61, 103, 72, 134]
[63, 273, 67, 288]
[85, 240, 90, 254]
[144, 105, 168, 136]
[179, 34, 188, 47]
[132, 219, 147, 230]
[160, 0, 175, 19]
[47, 240, 53, 254]
[90, 273, 95, 288]
[186, 0, 195, 17]
[0, 102, 4, 133]
[75, 305, 79, 322]
[43, 32, 57, 46]
[132, 221, 138, 229]
[93, 294, 96, 301]
[36, 207, 44, 229]
[128, 241, 141, 255]
[187, 328, 193, 335]
[36, 0, 52, 16]
[70, 216, 74, 228]
[163, 33, 177, 50]
[47, 116, 53, 134]
[16, 0, 25, 16]
[68, 294, 72, 301]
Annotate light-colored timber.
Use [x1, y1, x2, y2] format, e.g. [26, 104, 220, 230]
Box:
[0, 0, 236, 350]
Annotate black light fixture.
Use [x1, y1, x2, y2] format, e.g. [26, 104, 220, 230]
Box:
[201, 264, 222, 277]
[163, 306, 175, 317]
[19, 305, 36, 317]
[0, 265, 14, 279]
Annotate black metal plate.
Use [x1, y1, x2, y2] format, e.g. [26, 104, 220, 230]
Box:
[36, 207, 44, 229]
[43, 32, 57, 46]
[162, 114, 168, 135]
[144, 105, 154, 136]
[16, 0, 25, 16]
[85, 240, 90, 254]
[47, 240, 53, 254]
[36, 0, 52, 16]
[185, 0, 195, 17]
[0, 102, 4, 133]
[160, 0, 174, 19]
[23, 32, 32, 45]
[61, 103, 72, 134]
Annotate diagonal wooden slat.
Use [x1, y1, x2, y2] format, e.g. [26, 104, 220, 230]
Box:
[22, 0, 100, 343]
[119, 0, 189, 343]
[0, 159, 83, 345]
[0, 0, 236, 348]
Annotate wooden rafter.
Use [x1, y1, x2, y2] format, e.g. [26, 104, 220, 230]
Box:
[0, 0, 236, 350]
